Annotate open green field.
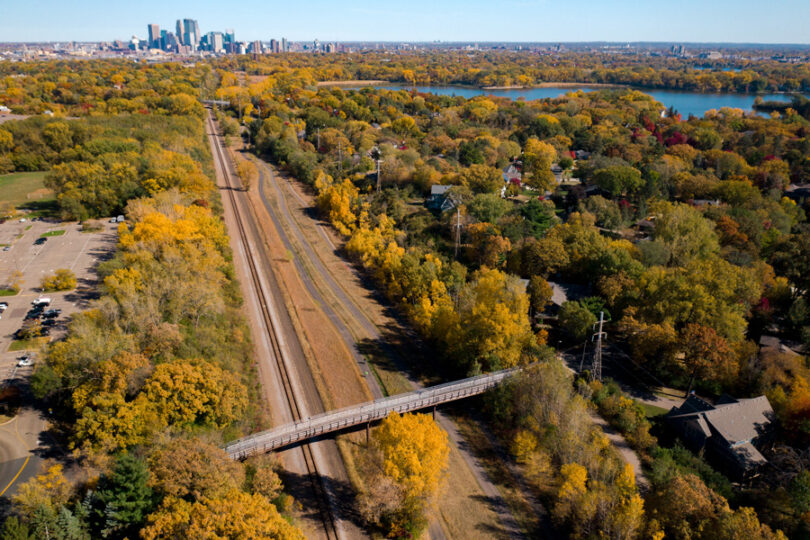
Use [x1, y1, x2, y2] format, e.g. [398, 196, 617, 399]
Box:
[0, 171, 55, 213]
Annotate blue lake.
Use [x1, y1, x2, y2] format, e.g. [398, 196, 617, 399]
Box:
[351, 84, 806, 118]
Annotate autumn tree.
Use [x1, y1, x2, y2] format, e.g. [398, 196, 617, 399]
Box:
[374, 412, 449, 501]
[523, 138, 557, 191]
[592, 165, 643, 197]
[13, 463, 72, 518]
[680, 323, 734, 395]
[142, 360, 248, 429]
[652, 202, 720, 266]
[236, 159, 258, 192]
[142, 491, 304, 540]
[453, 267, 534, 371]
[528, 275, 553, 316]
[460, 163, 503, 194]
[363, 413, 449, 537]
[40, 268, 77, 292]
[559, 301, 597, 342]
[148, 438, 245, 500]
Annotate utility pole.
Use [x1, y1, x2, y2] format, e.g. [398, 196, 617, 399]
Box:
[590, 311, 606, 382]
[578, 340, 588, 373]
[454, 206, 461, 259]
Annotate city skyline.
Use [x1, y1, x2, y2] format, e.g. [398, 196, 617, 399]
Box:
[1, 0, 810, 44]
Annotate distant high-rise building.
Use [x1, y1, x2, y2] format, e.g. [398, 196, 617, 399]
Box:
[175, 18, 200, 48]
[165, 32, 180, 52]
[248, 40, 263, 54]
[281, 37, 288, 52]
[269, 39, 279, 53]
[184, 19, 200, 46]
[207, 32, 224, 53]
[224, 29, 235, 45]
[176, 20, 185, 45]
[147, 24, 160, 49]
[160, 29, 168, 49]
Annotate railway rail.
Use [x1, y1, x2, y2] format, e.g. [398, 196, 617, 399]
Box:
[205, 110, 340, 540]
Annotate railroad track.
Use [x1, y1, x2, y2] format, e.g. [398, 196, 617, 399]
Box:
[205, 110, 340, 540]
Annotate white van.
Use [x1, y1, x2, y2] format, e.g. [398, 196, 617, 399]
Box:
[32, 297, 51, 306]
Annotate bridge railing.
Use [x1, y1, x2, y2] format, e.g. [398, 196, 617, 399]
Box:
[226, 368, 518, 459]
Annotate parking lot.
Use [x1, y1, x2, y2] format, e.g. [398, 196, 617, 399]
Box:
[0, 219, 118, 377]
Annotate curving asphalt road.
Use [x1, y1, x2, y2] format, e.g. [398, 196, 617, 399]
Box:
[0, 408, 44, 501]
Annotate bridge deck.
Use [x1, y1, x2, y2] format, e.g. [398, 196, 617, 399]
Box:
[226, 368, 517, 459]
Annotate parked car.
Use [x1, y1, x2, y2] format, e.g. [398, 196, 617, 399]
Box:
[17, 355, 32, 367]
[43, 308, 61, 319]
[0, 302, 8, 310]
[116, 215, 125, 222]
[32, 297, 51, 306]
[34, 237, 47, 246]
[2, 246, 9, 251]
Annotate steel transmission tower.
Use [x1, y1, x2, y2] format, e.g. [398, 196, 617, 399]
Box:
[590, 311, 607, 381]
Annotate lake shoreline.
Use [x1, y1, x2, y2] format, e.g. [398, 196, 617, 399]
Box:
[316, 80, 387, 87]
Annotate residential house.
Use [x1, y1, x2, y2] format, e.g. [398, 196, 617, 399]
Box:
[666, 394, 773, 479]
[503, 163, 522, 186]
[786, 184, 810, 204]
[426, 184, 458, 213]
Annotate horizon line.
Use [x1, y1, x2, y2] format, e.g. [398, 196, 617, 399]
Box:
[2, 40, 810, 47]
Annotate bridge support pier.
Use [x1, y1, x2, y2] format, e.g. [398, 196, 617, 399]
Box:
[432, 406, 436, 419]
[366, 422, 370, 445]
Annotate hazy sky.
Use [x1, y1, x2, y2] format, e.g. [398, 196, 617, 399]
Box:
[2, 0, 809, 44]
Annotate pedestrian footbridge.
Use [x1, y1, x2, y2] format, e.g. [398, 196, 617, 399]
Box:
[226, 368, 517, 460]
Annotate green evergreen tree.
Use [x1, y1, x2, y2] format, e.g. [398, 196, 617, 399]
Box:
[91, 454, 155, 538]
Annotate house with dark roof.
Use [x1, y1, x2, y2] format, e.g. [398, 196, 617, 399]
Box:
[666, 394, 773, 479]
[426, 184, 458, 213]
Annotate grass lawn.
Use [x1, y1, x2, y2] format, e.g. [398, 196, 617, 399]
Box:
[9, 336, 48, 351]
[641, 402, 670, 418]
[0, 172, 54, 210]
[39, 229, 65, 238]
[0, 288, 18, 296]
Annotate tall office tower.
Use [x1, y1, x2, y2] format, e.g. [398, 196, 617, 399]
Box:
[313, 39, 320, 52]
[224, 29, 235, 45]
[176, 20, 185, 45]
[281, 38, 288, 52]
[249, 40, 263, 54]
[147, 24, 160, 49]
[184, 19, 200, 46]
[210, 32, 224, 53]
[165, 32, 180, 52]
[269, 39, 279, 53]
[160, 29, 167, 49]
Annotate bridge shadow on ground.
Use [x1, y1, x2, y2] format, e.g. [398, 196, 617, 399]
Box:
[277, 467, 365, 531]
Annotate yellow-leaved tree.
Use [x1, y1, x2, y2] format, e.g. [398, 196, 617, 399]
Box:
[314, 171, 359, 236]
[142, 490, 304, 540]
[359, 412, 450, 536]
[374, 412, 449, 501]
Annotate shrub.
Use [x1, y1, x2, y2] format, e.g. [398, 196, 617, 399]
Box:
[40, 268, 77, 292]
